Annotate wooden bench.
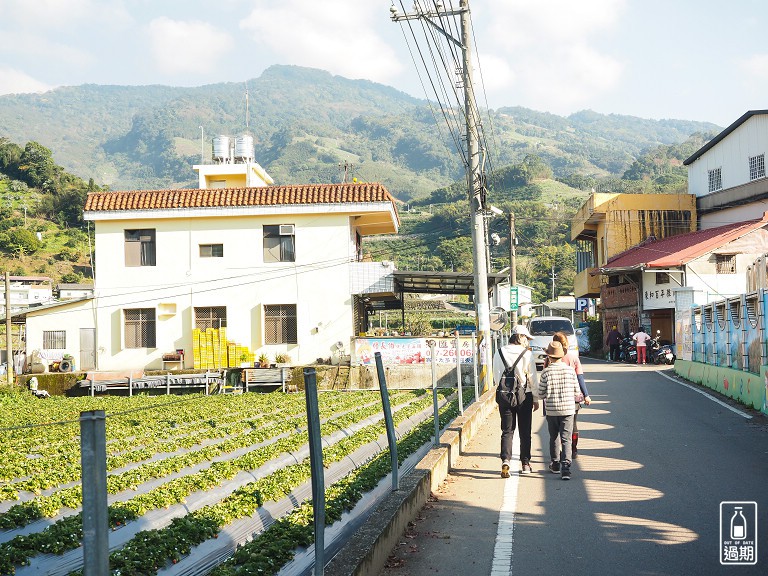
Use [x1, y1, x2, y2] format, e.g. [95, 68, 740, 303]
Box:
[242, 367, 290, 392]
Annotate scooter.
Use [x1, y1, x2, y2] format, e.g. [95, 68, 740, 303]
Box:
[658, 343, 675, 364]
[618, 335, 637, 363]
[648, 331, 663, 364]
[648, 330, 676, 365]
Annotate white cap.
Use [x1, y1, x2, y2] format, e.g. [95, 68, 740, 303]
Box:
[512, 324, 533, 338]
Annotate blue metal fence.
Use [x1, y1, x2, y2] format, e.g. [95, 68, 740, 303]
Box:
[690, 290, 767, 375]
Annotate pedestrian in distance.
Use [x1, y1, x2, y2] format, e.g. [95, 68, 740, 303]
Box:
[537, 340, 579, 480]
[606, 325, 622, 361]
[492, 324, 540, 478]
[547, 332, 591, 458]
[633, 327, 651, 364]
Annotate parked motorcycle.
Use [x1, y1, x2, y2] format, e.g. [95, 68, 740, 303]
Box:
[648, 331, 663, 364]
[657, 343, 676, 365]
[649, 330, 676, 365]
[618, 334, 637, 363]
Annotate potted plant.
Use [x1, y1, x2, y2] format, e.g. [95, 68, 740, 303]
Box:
[257, 353, 270, 368]
[239, 353, 250, 368]
[274, 353, 291, 367]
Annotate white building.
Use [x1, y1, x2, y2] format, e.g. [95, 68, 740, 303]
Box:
[0, 276, 53, 316]
[56, 283, 95, 300]
[684, 110, 768, 229]
[23, 180, 399, 373]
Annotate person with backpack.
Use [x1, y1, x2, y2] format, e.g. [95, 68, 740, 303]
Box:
[537, 340, 580, 480]
[492, 324, 539, 478]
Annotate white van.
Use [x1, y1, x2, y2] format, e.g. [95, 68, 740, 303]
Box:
[527, 316, 581, 370]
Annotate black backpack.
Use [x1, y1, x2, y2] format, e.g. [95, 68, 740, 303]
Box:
[495, 348, 528, 408]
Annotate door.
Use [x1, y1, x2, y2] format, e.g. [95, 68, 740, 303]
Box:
[79, 328, 96, 370]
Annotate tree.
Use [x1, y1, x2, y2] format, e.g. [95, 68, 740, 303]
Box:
[436, 237, 473, 272]
[0, 227, 42, 257]
[19, 141, 61, 191]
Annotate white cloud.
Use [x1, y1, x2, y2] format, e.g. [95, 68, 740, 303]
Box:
[0, 66, 53, 95]
[478, 0, 626, 111]
[148, 17, 235, 75]
[3, 0, 132, 29]
[740, 53, 768, 79]
[239, 1, 402, 83]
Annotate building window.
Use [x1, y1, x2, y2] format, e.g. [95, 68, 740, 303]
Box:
[749, 153, 765, 181]
[43, 330, 66, 349]
[195, 306, 227, 330]
[263, 225, 295, 263]
[655, 272, 670, 284]
[265, 304, 297, 344]
[124, 308, 156, 348]
[199, 244, 224, 258]
[716, 254, 736, 274]
[707, 168, 722, 193]
[125, 229, 156, 267]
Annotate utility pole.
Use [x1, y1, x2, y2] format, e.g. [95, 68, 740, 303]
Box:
[551, 266, 557, 303]
[5, 272, 12, 386]
[509, 212, 517, 325]
[391, 0, 492, 390]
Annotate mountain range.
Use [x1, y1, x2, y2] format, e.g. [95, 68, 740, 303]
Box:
[0, 65, 721, 202]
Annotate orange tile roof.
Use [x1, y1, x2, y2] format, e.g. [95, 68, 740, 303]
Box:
[84, 182, 398, 212]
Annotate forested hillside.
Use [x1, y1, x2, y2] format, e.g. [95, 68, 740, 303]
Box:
[0, 65, 719, 199]
[0, 65, 720, 302]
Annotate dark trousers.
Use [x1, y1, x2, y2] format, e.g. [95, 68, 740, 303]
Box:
[547, 413, 574, 466]
[609, 344, 619, 361]
[499, 391, 534, 463]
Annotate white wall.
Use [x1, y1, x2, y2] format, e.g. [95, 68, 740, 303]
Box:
[641, 271, 683, 310]
[91, 212, 359, 370]
[25, 300, 97, 367]
[688, 115, 768, 198]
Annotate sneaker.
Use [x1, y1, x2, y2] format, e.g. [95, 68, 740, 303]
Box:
[561, 466, 571, 480]
[548, 461, 560, 474]
[521, 461, 532, 474]
[501, 464, 510, 478]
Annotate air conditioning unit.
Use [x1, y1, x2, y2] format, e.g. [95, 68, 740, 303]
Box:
[279, 224, 295, 236]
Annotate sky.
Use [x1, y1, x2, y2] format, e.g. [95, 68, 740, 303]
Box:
[1, 0, 767, 128]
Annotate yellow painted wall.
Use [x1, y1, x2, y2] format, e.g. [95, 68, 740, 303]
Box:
[573, 193, 697, 265]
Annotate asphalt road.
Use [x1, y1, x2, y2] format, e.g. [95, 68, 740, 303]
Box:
[378, 359, 768, 576]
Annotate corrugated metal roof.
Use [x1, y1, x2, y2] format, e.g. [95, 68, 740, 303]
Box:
[602, 211, 768, 270]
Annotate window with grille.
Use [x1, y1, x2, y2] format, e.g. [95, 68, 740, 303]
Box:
[749, 153, 765, 181]
[125, 229, 156, 266]
[655, 272, 670, 284]
[43, 330, 66, 349]
[716, 254, 736, 274]
[195, 306, 227, 330]
[707, 168, 722, 193]
[263, 225, 295, 263]
[264, 304, 297, 344]
[199, 243, 223, 258]
[124, 308, 156, 348]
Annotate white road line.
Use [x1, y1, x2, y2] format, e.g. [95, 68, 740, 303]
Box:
[491, 433, 520, 576]
[656, 370, 752, 419]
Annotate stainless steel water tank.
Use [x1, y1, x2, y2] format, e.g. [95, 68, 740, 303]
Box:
[212, 135, 231, 163]
[234, 134, 254, 162]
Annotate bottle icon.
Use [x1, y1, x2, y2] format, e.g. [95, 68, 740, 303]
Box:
[730, 507, 747, 540]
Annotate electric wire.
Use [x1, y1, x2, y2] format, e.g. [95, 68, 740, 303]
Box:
[397, 0, 468, 168]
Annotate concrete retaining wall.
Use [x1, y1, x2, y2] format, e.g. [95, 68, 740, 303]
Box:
[674, 359, 768, 415]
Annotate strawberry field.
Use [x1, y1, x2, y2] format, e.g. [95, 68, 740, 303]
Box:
[0, 387, 467, 575]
